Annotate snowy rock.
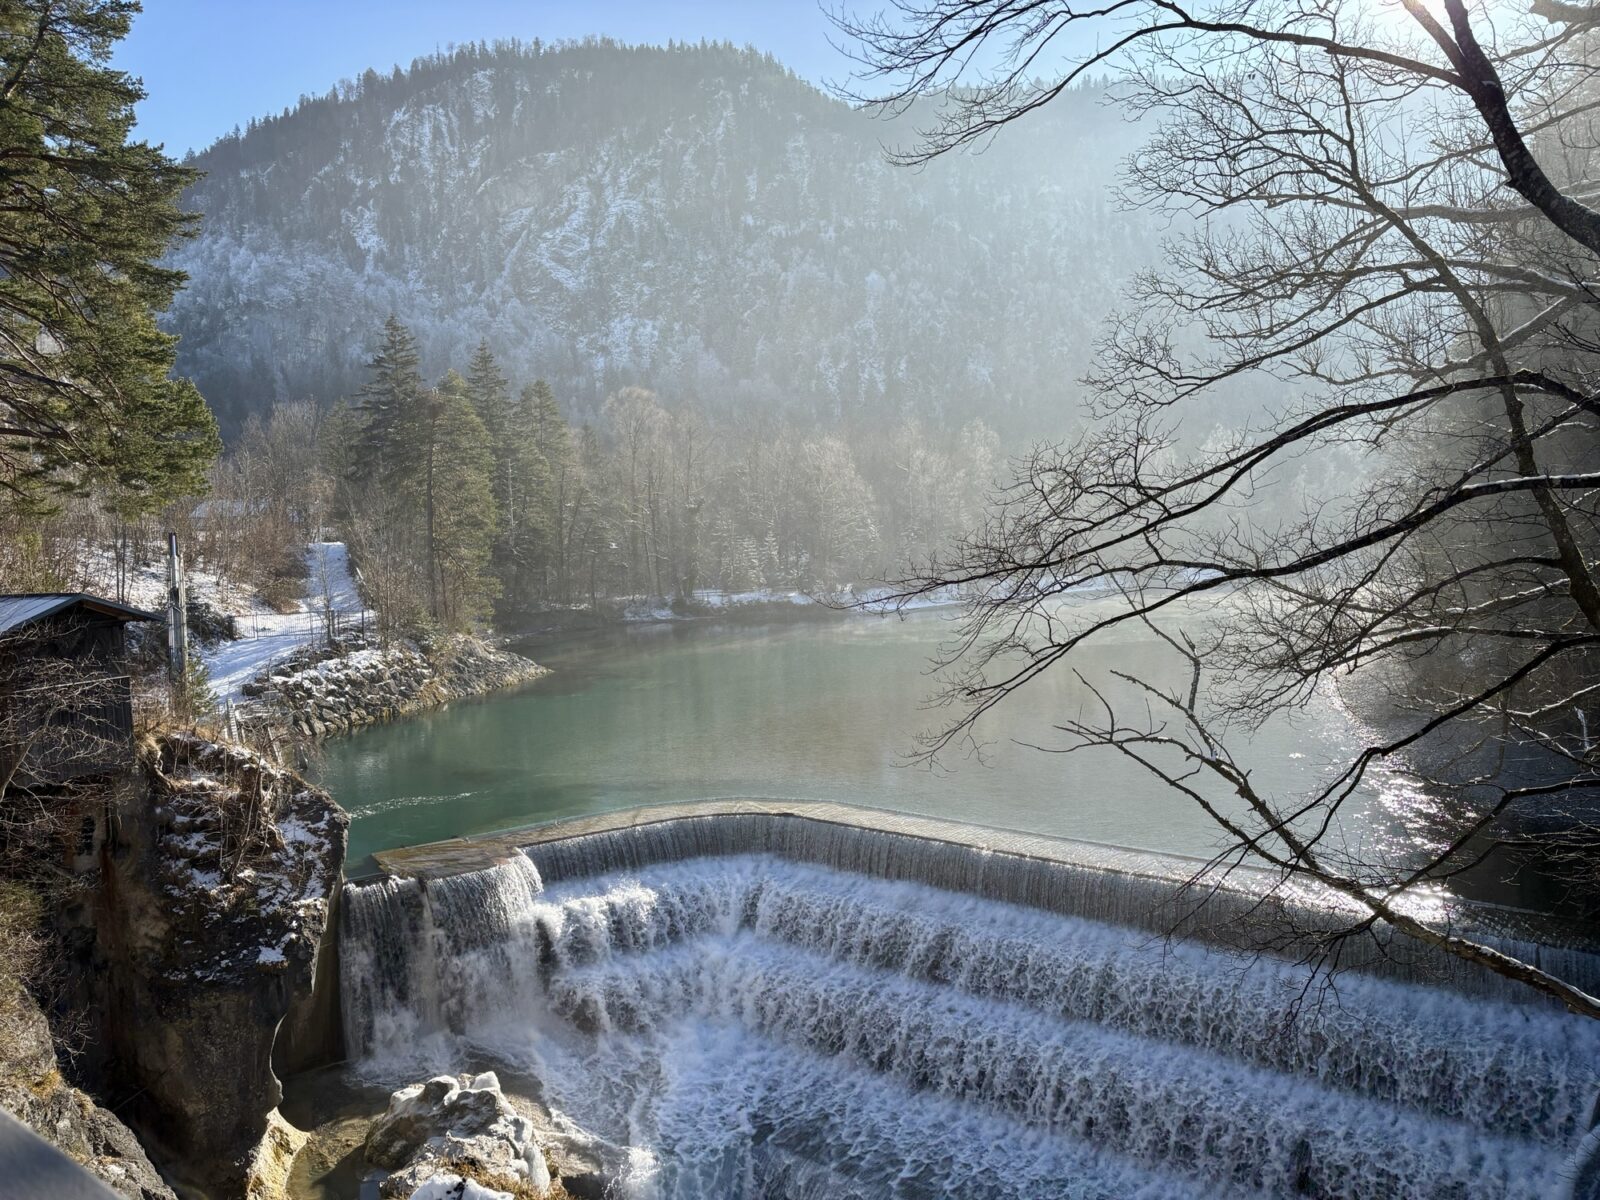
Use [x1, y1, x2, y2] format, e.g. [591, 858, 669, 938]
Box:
[79, 733, 347, 1199]
[367, 1071, 551, 1199]
[406, 1176, 515, 1200]
[252, 634, 545, 741]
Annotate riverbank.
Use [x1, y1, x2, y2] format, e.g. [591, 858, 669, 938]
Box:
[243, 632, 548, 741]
[504, 584, 966, 637]
[177, 539, 551, 744]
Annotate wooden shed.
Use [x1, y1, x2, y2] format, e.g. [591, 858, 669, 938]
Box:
[0, 594, 158, 786]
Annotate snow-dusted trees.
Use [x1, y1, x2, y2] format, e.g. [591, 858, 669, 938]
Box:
[796, 436, 879, 586]
[339, 323, 499, 631]
[838, 0, 1600, 1014]
[573, 401, 1002, 602]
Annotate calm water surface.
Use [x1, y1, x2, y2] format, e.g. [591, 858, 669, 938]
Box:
[321, 601, 1384, 869]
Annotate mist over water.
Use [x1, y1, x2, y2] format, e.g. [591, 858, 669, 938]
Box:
[339, 832, 1600, 1199]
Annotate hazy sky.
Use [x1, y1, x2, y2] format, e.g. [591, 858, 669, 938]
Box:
[113, 1, 859, 156]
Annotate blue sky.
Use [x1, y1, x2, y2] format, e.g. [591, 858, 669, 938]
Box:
[114, 1, 858, 156]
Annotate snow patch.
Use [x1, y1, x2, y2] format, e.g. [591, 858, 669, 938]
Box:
[205, 542, 365, 702]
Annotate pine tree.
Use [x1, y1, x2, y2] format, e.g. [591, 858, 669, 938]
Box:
[464, 339, 512, 443]
[0, 0, 219, 514]
[518, 379, 570, 599]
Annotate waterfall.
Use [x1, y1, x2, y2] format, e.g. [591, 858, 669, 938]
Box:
[339, 813, 1600, 1200]
[522, 812, 1600, 1001]
[340, 851, 545, 1057]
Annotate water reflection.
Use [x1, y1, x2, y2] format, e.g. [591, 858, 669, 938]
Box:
[320, 604, 1392, 876]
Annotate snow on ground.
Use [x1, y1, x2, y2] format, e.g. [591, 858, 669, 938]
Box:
[75, 540, 365, 700]
[74, 542, 263, 618]
[204, 542, 365, 702]
[623, 590, 816, 622]
[849, 584, 965, 613]
[691, 588, 816, 610]
[622, 585, 966, 622]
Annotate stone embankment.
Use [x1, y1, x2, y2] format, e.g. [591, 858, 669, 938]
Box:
[245, 634, 547, 740]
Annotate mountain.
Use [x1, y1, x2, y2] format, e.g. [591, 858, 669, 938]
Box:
[167, 39, 1151, 437]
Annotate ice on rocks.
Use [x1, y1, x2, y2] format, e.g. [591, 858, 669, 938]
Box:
[367, 1071, 551, 1199]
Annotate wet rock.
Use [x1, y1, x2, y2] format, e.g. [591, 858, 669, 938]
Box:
[366, 1072, 551, 1199]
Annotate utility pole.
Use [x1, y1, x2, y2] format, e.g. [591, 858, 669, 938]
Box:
[165, 532, 189, 695]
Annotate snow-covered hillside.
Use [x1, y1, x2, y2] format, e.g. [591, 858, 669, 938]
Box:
[167, 40, 1151, 436]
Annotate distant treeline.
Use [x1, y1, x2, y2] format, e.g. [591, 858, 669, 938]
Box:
[223, 319, 1002, 633]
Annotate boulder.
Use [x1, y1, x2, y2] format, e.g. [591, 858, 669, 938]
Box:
[405, 1176, 517, 1200]
[366, 1072, 551, 1199]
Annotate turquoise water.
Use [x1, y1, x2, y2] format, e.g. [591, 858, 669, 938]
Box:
[318, 603, 1380, 870]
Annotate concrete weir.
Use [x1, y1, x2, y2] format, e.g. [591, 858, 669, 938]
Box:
[364, 798, 1600, 1004]
[339, 801, 1600, 1199]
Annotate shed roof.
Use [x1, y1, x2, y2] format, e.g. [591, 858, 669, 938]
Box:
[0, 594, 160, 635]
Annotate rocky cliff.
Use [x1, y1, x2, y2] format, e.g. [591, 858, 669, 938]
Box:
[67, 734, 348, 1198]
[0, 988, 175, 1200]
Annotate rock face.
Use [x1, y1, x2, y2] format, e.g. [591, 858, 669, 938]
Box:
[78, 734, 348, 1199]
[366, 1073, 552, 1199]
[0, 989, 176, 1200]
[244, 633, 546, 740]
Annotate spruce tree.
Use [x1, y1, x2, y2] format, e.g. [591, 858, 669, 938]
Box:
[464, 341, 523, 603]
[0, 0, 218, 513]
[515, 381, 578, 602]
[353, 316, 423, 484]
[403, 372, 497, 627]
[464, 339, 512, 444]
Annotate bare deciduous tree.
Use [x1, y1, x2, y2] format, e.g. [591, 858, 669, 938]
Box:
[835, 0, 1600, 1014]
[0, 621, 132, 880]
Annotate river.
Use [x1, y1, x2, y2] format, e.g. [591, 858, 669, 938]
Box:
[319, 598, 1397, 872]
[310, 602, 1596, 1200]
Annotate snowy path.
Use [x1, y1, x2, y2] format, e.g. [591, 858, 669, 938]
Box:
[205, 542, 364, 702]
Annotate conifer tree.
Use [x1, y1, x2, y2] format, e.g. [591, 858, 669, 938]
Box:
[0, 0, 218, 513]
[466, 342, 549, 610]
[515, 379, 570, 599]
[403, 372, 497, 627]
[353, 316, 423, 484]
[464, 339, 512, 444]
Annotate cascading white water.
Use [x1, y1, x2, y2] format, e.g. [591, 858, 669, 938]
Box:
[339, 818, 1600, 1200]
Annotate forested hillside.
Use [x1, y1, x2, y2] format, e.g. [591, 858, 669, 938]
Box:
[167, 39, 1147, 436]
